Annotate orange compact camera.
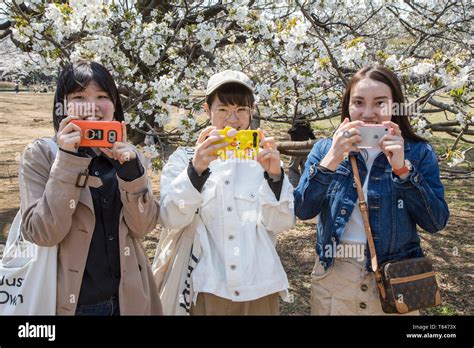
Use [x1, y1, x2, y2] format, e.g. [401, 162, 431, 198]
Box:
[70, 120, 123, 148]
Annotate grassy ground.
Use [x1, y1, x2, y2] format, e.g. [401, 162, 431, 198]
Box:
[0, 92, 472, 315]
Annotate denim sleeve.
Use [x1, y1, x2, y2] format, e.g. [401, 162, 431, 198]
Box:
[294, 138, 334, 220]
[392, 144, 450, 233]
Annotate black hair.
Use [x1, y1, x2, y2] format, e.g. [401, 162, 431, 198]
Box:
[52, 60, 124, 132]
[205, 83, 255, 108]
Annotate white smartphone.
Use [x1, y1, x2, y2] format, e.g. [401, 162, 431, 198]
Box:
[357, 125, 390, 149]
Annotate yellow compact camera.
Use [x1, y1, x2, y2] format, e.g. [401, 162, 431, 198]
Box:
[213, 126, 260, 160]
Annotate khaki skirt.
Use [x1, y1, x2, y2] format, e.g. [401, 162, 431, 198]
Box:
[311, 247, 419, 315]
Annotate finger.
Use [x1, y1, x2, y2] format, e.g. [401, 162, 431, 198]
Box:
[381, 140, 403, 147]
[338, 118, 363, 131]
[380, 134, 399, 141]
[108, 143, 121, 160]
[117, 148, 137, 161]
[99, 147, 114, 158]
[256, 129, 267, 150]
[347, 135, 362, 144]
[60, 122, 82, 135]
[338, 117, 350, 129]
[113, 141, 122, 151]
[346, 121, 365, 130]
[197, 126, 216, 144]
[200, 134, 225, 149]
[338, 128, 362, 139]
[260, 137, 276, 149]
[382, 121, 401, 135]
[381, 146, 402, 159]
[257, 149, 270, 158]
[383, 145, 403, 152]
[257, 149, 278, 161]
[109, 141, 127, 149]
[203, 142, 228, 153]
[347, 144, 361, 153]
[259, 151, 279, 160]
[209, 129, 220, 137]
[63, 136, 81, 148]
[58, 116, 80, 132]
[379, 137, 403, 148]
[121, 121, 127, 142]
[62, 130, 82, 139]
[118, 151, 134, 164]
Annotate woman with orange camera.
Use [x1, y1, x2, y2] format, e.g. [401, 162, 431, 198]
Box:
[18, 60, 161, 315]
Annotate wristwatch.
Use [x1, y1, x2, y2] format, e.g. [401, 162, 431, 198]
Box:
[393, 159, 413, 176]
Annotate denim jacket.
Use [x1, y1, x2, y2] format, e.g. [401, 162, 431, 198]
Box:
[294, 138, 449, 272]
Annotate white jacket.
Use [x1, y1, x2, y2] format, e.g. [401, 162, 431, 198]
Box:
[159, 147, 294, 303]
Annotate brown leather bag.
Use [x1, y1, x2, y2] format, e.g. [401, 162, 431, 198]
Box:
[350, 155, 442, 314]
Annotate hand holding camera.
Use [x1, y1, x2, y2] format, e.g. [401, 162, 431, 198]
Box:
[257, 129, 282, 178]
[57, 117, 135, 164]
[98, 121, 137, 165]
[320, 118, 405, 172]
[57, 116, 83, 153]
[379, 121, 405, 171]
[320, 118, 364, 171]
[192, 126, 228, 175]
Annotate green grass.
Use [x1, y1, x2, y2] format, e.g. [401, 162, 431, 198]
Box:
[427, 304, 459, 316]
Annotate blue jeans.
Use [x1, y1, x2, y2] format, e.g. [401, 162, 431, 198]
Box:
[75, 296, 120, 316]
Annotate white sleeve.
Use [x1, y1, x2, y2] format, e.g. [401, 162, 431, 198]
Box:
[158, 148, 204, 230]
[258, 173, 295, 235]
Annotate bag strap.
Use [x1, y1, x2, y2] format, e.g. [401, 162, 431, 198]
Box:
[16, 138, 58, 243]
[349, 155, 386, 298]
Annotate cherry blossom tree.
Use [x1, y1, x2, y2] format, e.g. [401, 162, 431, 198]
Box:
[0, 0, 472, 169]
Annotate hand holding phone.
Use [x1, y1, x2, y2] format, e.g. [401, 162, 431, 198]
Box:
[357, 125, 390, 149]
[70, 120, 123, 148]
[192, 126, 227, 175]
[56, 116, 82, 152]
[97, 121, 137, 164]
[213, 126, 260, 160]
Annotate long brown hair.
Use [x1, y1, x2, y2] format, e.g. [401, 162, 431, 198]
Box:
[341, 66, 426, 143]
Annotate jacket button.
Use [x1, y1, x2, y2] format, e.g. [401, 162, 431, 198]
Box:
[228, 235, 234, 240]
[234, 291, 240, 296]
[225, 180, 230, 185]
[230, 265, 236, 270]
[341, 208, 347, 215]
[227, 206, 233, 212]
[94, 171, 100, 176]
[331, 236, 336, 242]
[360, 284, 368, 292]
[108, 236, 114, 241]
[353, 182, 357, 188]
[249, 193, 255, 198]
[414, 175, 419, 183]
[309, 166, 315, 175]
[359, 302, 367, 309]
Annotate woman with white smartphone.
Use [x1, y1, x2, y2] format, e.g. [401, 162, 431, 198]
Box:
[294, 66, 449, 315]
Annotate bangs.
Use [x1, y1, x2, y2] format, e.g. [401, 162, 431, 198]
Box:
[61, 63, 112, 100]
[52, 60, 124, 132]
[207, 83, 254, 107]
